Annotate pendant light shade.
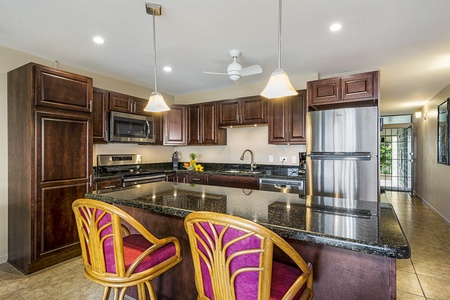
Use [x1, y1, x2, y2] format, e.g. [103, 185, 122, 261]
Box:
[261, 0, 298, 99]
[260, 68, 297, 98]
[144, 91, 171, 112]
[144, 3, 170, 112]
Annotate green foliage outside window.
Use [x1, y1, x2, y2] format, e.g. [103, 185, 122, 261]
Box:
[380, 143, 392, 174]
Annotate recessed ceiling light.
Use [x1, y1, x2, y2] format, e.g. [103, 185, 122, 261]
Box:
[329, 23, 342, 32]
[163, 66, 172, 72]
[93, 36, 104, 44]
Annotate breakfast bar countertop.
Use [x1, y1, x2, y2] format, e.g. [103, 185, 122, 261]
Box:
[86, 181, 410, 259]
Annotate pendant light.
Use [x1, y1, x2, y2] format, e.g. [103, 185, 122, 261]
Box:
[144, 3, 170, 112]
[260, 0, 298, 99]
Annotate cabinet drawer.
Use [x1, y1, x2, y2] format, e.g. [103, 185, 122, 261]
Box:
[208, 175, 258, 189]
[189, 174, 208, 185]
[95, 179, 122, 191]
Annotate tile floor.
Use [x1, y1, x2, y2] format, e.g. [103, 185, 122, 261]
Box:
[381, 191, 450, 300]
[0, 191, 449, 299]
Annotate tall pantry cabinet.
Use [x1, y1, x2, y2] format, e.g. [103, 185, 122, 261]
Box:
[8, 63, 93, 274]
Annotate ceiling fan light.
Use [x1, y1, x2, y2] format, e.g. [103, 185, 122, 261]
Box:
[144, 91, 170, 112]
[260, 68, 298, 98]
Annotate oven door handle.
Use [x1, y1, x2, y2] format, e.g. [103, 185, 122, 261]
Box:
[144, 121, 149, 138]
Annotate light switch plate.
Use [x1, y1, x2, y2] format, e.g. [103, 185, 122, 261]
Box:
[292, 156, 297, 163]
[269, 155, 274, 163]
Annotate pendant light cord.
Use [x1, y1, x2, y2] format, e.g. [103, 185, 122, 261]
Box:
[277, 0, 282, 69]
[152, 12, 158, 93]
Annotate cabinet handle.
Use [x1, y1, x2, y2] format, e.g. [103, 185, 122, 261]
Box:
[89, 100, 93, 112]
[192, 178, 201, 181]
[236, 114, 239, 122]
[89, 174, 93, 187]
[134, 102, 137, 113]
[102, 185, 117, 189]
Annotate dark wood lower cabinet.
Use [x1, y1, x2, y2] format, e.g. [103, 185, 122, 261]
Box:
[208, 174, 258, 190]
[117, 205, 396, 300]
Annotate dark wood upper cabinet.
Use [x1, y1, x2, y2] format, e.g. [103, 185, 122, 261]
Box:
[8, 63, 93, 274]
[307, 71, 379, 109]
[92, 87, 109, 143]
[219, 96, 268, 126]
[188, 102, 226, 145]
[34, 65, 92, 113]
[152, 111, 164, 145]
[109, 92, 152, 116]
[268, 90, 306, 145]
[164, 105, 187, 145]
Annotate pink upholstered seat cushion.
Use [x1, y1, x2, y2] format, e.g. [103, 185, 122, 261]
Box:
[270, 261, 307, 300]
[120, 234, 177, 274]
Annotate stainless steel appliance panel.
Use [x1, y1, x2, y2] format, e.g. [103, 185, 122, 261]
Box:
[307, 107, 378, 154]
[307, 158, 378, 201]
[306, 107, 379, 202]
[259, 178, 305, 195]
[109, 111, 155, 143]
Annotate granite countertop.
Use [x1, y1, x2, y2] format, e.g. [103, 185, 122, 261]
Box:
[86, 181, 410, 259]
[94, 162, 306, 182]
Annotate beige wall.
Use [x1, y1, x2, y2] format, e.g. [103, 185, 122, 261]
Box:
[413, 83, 450, 224]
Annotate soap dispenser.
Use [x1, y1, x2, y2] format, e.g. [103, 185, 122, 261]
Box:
[172, 151, 179, 170]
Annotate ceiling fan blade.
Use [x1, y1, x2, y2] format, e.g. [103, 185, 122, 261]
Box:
[203, 71, 228, 75]
[239, 65, 262, 77]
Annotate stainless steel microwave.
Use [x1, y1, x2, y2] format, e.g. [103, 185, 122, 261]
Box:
[109, 111, 155, 143]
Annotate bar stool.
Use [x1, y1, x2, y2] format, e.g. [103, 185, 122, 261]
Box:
[184, 211, 313, 300]
[72, 198, 181, 300]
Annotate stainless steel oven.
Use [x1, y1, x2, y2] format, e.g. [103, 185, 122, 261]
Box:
[109, 111, 155, 144]
[97, 154, 166, 188]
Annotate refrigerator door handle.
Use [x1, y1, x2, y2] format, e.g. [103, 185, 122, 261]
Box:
[309, 152, 373, 161]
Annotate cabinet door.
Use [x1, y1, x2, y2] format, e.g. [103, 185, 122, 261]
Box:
[219, 99, 240, 126]
[152, 112, 164, 145]
[202, 102, 226, 145]
[240, 96, 268, 125]
[341, 71, 377, 101]
[35, 65, 92, 113]
[109, 91, 133, 113]
[307, 77, 340, 105]
[164, 105, 187, 145]
[92, 88, 109, 143]
[268, 98, 289, 144]
[133, 97, 153, 116]
[288, 90, 307, 143]
[35, 111, 92, 261]
[188, 104, 201, 145]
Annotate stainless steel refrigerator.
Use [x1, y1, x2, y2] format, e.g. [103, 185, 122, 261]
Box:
[306, 106, 380, 202]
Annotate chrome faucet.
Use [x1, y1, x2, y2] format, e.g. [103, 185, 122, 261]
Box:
[240, 149, 256, 171]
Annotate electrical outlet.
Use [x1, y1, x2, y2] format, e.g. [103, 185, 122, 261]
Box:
[292, 156, 297, 164]
[269, 155, 274, 163]
[280, 157, 287, 162]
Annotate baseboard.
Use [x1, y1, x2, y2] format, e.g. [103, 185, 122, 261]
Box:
[0, 255, 7, 264]
[414, 191, 450, 226]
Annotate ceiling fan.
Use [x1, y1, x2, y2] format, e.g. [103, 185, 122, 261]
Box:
[203, 50, 263, 81]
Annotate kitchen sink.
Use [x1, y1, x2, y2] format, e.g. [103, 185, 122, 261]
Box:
[223, 170, 262, 175]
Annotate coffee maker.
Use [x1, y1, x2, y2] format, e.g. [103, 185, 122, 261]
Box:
[299, 152, 306, 175]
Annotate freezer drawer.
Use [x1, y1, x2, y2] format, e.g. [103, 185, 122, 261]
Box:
[306, 157, 379, 202]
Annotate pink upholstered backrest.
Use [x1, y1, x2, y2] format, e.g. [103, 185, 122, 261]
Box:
[193, 221, 265, 300]
[75, 205, 119, 274]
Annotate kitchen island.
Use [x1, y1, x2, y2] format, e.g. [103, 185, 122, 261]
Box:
[86, 181, 410, 300]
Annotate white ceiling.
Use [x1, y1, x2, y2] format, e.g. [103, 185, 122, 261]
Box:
[2, 0, 450, 115]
